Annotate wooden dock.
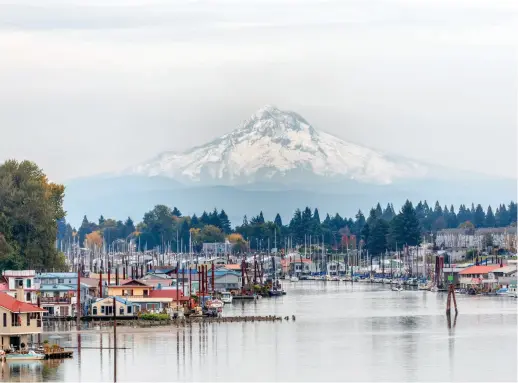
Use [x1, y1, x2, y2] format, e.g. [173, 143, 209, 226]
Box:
[42, 345, 74, 359]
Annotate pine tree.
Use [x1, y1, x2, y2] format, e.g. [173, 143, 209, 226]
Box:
[124, 217, 135, 237]
[98, 215, 105, 227]
[381, 203, 396, 222]
[313, 208, 321, 224]
[367, 208, 378, 225]
[375, 203, 383, 219]
[485, 206, 496, 227]
[367, 218, 389, 256]
[172, 207, 182, 217]
[218, 210, 231, 233]
[354, 210, 366, 237]
[390, 200, 421, 246]
[447, 204, 458, 228]
[191, 214, 200, 227]
[508, 202, 517, 225]
[473, 204, 486, 228]
[78, 215, 92, 246]
[274, 213, 283, 228]
[496, 204, 508, 227]
[210, 208, 221, 228]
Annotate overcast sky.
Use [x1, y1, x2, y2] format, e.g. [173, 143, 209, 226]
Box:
[1, 0, 516, 182]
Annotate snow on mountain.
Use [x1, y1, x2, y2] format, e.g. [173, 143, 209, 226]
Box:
[126, 105, 428, 185]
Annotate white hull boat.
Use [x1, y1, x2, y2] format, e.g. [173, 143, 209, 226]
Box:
[290, 276, 299, 282]
[220, 292, 233, 304]
[6, 350, 45, 361]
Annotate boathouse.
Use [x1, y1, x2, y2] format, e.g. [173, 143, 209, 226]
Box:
[0, 291, 46, 351]
[90, 297, 138, 317]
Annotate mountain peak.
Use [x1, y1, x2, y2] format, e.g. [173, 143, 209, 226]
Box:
[125, 106, 428, 185]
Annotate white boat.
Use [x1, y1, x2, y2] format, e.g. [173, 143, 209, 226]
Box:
[391, 285, 403, 292]
[290, 276, 299, 282]
[430, 286, 439, 293]
[220, 292, 233, 304]
[205, 298, 224, 309]
[6, 350, 45, 361]
[508, 283, 517, 298]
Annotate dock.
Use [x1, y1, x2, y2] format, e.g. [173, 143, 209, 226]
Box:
[42, 345, 74, 359]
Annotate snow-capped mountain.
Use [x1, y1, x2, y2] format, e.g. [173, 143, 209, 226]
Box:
[126, 105, 428, 185]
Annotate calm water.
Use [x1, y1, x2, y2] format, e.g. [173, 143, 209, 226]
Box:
[2, 283, 517, 382]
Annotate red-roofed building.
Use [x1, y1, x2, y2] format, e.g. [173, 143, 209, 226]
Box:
[459, 265, 500, 289]
[0, 292, 46, 351]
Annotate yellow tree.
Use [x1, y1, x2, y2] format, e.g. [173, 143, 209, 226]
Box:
[85, 230, 103, 249]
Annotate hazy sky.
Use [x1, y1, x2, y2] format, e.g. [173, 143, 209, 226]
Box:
[1, 0, 516, 182]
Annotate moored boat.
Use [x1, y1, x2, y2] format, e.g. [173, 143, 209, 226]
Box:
[220, 291, 233, 304]
[6, 350, 45, 361]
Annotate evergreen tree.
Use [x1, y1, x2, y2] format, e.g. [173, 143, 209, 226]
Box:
[354, 210, 366, 237]
[313, 208, 321, 225]
[242, 215, 249, 226]
[473, 204, 486, 228]
[191, 214, 200, 227]
[200, 211, 209, 225]
[274, 213, 283, 228]
[172, 207, 182, 217]
[124, 217, 135, 237]
[447, 204, 458, 228]
[485, 206, 496, 227]
[366, 208, 378, 225]
[218, 210, 231, 233]
[98, 215, 105, 227]
[381, 203, 396, 222]
[389, 200, 421, 246]
[375, 203, 383, 219]
[508, 202, 517, 225]
[367, 218, 389, 256]
[78, 215, 93, 246]
[209, 208, 221, 228]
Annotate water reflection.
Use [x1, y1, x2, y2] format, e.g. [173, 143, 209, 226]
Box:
[4, 284, 517, 382]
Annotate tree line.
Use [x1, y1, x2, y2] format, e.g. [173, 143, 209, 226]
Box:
[59, 200, 517, 256]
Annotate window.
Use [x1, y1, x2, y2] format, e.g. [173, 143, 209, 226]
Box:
[58, 279, 64, 283]
[3, 313, 6, 327]
[127, 306, 132, 314]
[26, 279, 32, 288]
[101, 306, 105, 314]
[15, 279, 23, 288]
[26, 292, 31, 302]
[143, 290, 148, 296]
[120, 307, 124, 315]
[27, 313, 30, 326]
[93, 307, 98, 315]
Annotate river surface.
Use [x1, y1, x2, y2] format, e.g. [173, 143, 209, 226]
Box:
[2, 282, 517, 382]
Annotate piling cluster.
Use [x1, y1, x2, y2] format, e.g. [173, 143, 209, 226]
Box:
[89, 315, 295, 328]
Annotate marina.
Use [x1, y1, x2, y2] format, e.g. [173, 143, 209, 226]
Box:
[0, 282, 516, 382]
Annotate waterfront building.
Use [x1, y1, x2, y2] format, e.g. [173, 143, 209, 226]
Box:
[207, 270, 242, 291]
[459, 265, 500, 290]
[0, 291, 46, 351]
[39, 284, 77, 318]
[327, 261, 346, 276]
[491, 265, 518, 287]
[202, 241, 231, 256]
[90, 297, 139, 317]
[0, 270, 39, 304]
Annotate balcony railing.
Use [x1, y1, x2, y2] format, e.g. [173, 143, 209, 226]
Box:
[40, 297, 72, 304]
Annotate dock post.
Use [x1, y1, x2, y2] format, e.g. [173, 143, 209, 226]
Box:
[446, 283, 458, 315]
[77, 262, 81, 328]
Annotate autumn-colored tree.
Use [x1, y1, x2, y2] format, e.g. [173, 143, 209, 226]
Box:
[227, 233, 244, 243]
[85, 230, 103, 249]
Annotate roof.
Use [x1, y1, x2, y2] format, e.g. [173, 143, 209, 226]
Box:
[113, 279, 150, 287]
[459, 265, 500, 275]
[224, 264, 242, 271]
[492, 265, 518, 274]
[0, 292, 46, 313]
[2, 270, 36, 277]
[148, 290, 189, 301]
[140, 279, 173, 288]
[208, 270, 241, 277]
[36, 272, 77, 279]
[39, 284, 76, 292]
[93, 296, 139, 306]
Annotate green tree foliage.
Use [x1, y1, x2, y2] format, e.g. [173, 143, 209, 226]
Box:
[485, 205, 496, 228]
[473, 204, 486, 228]
[0, 160, 67, 270]
[367, 218, 389, 255]
[389, 200, 421, 247]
